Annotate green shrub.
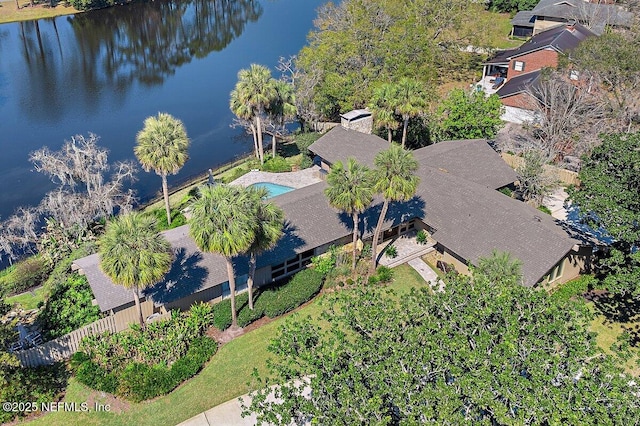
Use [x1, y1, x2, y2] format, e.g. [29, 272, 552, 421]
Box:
[311, 250, 337, 276]
[2, 256, 51, 295]
[385, 244, 398, 258]
[71, 353, 118, 394]
[368, 275, 380, 285]
[213, 292, 249, 330]
[0, 362, 69, 424]
[150, 208, 187, 231]
[263, 269, 323, 318]
[38, 274, 101, 340]
[551, 275, 597, 303]
[171, 337, 217, 381]
[416, 230, 428, 245]
[43, 243, 97, 293]
[222, 166, 250, 184]
[261, 155, 291, 173]
[295, 132, 320, 154]
[537, 205, 552, 215]
[376, 265, 394, 283]
[498, 187, 513, 197]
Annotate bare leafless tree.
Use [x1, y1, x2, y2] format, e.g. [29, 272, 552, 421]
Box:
[277, 55, 322, 131]
[0, 134, 137, 264]
[525, 71, 607, 160]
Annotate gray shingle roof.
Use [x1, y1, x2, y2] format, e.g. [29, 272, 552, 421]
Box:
[486, 23, 595, 64]
[308, 126, 390, 167]
[532, 0, 633, 32]
[76, 137, 575, 311]
[512, 10, 536, 28]
[496, 69, 542, 99]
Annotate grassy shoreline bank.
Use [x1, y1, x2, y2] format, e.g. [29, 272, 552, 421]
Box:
[0, 0, 79, 24]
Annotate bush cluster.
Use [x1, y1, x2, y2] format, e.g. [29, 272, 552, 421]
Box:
[368, 265, 395, 285]
[0, 256, 51, 296]
[38, 274, 101, 340]
[149, 207, 187, 231]
[261, 155, 291, 173]
[72, 303, 216, 401]
[550, 275, 597, 303]
[214, 268, 324, 330]
[0, 362, 69, 424]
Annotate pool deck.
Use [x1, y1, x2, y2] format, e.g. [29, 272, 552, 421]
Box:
[230, 165, 323, 190]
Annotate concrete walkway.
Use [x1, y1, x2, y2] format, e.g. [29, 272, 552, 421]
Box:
[178, 394, 255, 426]
[231, 166, 323, 189]
[542, 187, 569, 221]
[407, 258, 445, 292]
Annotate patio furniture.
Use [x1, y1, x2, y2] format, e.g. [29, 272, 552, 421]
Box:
[9, 341, 23, 353]
[25, 331, 42, 347]
[491, 77, 505, 90]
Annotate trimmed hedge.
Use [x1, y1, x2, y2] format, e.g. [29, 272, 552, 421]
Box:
[214, 268, 324, 330]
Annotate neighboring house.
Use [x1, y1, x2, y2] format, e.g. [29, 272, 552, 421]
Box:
[512, 0, 634, 37]
[478, 23, 594, 122]
[75, 122, 589, 330]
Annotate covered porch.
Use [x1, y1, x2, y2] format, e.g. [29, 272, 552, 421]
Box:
[378, 229, 437, 269]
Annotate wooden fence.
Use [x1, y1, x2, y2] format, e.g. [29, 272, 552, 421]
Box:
[501, 153, 580, 187]
[15, 312, 170, 368]
[15, 316, 117, 367]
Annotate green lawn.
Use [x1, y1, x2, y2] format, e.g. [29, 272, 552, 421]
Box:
[26, 264, 428, 425]
[588, 305, 640, 377]
[6, 287, 46, 310]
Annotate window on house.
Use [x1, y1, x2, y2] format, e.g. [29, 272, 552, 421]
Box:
[513, 61, 525, 72]
[548, 262, 565, 283]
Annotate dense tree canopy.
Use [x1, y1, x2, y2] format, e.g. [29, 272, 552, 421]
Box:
[569, 132, 640, 296]
[436, 88, 504, 141]
[486, 0, 538, 13]
[244, 271, 639, 424]
[294, 0, 475, 120]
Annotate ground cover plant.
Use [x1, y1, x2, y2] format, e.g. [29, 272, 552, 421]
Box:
[71, 303, 216, 402]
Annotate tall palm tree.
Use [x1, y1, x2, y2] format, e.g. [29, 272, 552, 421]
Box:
[325, 158, 374, 272]
[393, 78, 427, 148]
[245, 186, 285, 310]
[370, 144, 419, 273]
[230, 87, 260, 160]
[135, 113, 190, 226]
[189, 185, 256, 328]
[369, 83, 400, 143]
[266, 80, 297, 157]
[231, 64, 276, 164]
[98, 213, 172, 328]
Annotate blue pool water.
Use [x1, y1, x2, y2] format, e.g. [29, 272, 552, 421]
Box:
[249, 182, 295, 198]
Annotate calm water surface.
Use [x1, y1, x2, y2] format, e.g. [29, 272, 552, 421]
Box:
[0, 0, 323, 219]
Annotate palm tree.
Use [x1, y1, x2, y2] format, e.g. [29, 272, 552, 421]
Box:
[325, 158, 374, 272]
[369, 83, 400, 143]
[245, 186, 285, 310]
[476, 250, 523, 285]
[266, 80, 297, 157]
[230, 87, 260, 160]
[370, 144, 419, 273]
[189, 185, 256, 328]
[135, 113, 190, 226]
[393, 78, 427, 148]
[98, 213, 172, 328]
[230, 64, 276, 164]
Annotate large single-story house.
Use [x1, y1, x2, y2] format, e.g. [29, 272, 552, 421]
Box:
[511, 0, 633, 37]
[75, 123, 589, 330]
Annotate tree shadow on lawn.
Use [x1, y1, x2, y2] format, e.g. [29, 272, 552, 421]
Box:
[591, 291, 640, 347]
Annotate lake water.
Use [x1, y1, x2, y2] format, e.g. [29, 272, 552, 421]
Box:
[0, 0, 323, 220]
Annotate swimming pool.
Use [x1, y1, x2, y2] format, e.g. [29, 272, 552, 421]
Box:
[249, 182, 295, 198]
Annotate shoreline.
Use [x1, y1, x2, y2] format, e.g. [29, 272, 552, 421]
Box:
[0, 0, 79, 24]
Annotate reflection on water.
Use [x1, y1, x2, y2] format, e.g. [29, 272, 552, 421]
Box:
[0, 0, 321, 221]
[16, 0, 262, 122]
